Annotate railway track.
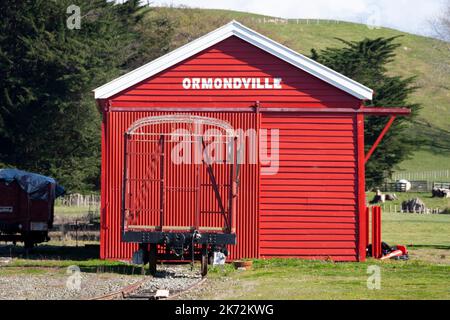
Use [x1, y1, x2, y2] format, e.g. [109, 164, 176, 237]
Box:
[90, 278, 148, 300]
[90, 265, 206, 300]
[124, 277, 207, 300]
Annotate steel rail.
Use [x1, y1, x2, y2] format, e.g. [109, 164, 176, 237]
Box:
[89, 277, 148, 300]
[89, 274, 207, 300]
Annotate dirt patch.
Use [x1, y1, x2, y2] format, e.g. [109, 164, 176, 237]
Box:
[409, 248, 450, 265]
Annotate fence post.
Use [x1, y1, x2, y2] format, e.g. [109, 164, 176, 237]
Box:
[57, 194, 100, 208]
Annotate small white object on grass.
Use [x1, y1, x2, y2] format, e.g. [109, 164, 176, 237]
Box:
[213, 252, 226, 266]
[155, 289, 170, 299]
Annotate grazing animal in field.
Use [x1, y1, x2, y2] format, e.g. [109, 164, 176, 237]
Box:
[432, 188, 450, 198]
[370, 190, 386, 204]
[402, 198, 427, 214]
[385, 194, 398, 201]
[370, 190, 397, 204]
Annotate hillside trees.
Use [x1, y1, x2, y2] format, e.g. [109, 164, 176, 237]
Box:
[311, 37, 421, 188]
[433, 0, 450, 43]
[0, 0, 173, 192]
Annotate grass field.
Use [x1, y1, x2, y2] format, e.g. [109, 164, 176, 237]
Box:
[0, 243, 144, 276]
[383, 212, 450, 248]
[395, 149, 450, 174]
[8, 192, 450, 299]
[204, 258, 449, 300]
[200, 211, 450, 300]
[54, 206, 97, 216]
[3, 206, 449, 299]
[147, 7, 450, 174]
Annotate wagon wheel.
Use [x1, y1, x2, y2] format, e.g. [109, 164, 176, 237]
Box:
[149, 244, 158, 276]
[201, 244, 208, 277]
[24, 237, 34, 250]
[139, 243, 149, 264]
[208, 252, 214, 265]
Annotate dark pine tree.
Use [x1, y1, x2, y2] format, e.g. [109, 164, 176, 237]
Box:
[0, 0, 173, 192]
[311, 37, 421, 189]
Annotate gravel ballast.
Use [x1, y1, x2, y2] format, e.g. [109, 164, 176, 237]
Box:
[122, 265, 203, 300]
[0, 264, 204, 300]
[0, 270, 142, 300]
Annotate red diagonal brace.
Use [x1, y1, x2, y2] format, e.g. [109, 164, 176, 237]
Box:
[364, 115, 396, 164]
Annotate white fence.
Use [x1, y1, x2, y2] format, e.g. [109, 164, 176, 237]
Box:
[378, 204, 445, 214]
[392, 170, 450, 182]
[57, 194, 100, 207]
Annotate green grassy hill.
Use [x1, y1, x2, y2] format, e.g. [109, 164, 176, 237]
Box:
[146, 7, 450, 174]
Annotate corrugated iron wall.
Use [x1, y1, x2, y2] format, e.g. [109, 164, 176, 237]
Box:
[259, 113, 358, 262]
[100, 34, 364, 262]
[108, 36, 360, 110]
[102, 111, 259, 260]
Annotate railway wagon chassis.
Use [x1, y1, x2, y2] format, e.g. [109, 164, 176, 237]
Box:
[124, 231, 235, 277]
[121, 115, 240, 276]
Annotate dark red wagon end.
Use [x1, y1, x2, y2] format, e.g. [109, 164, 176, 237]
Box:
[0, 169, 64, 248]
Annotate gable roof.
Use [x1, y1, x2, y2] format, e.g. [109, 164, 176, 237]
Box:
[93, 20, 373, 100]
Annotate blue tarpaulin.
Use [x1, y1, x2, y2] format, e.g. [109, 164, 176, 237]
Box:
[0, 169, 65, 201]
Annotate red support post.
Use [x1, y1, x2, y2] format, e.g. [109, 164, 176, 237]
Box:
[356, 113, 367, 261]
[365, 207, 370, 250]
[365, 116, 396, 164]
[377, 206, 382, 258]
[372, 206, 382, 259]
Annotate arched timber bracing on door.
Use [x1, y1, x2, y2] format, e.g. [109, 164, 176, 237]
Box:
[121, 115, 240, 249]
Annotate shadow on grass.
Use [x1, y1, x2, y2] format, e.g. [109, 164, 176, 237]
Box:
[77, 265, 147, 276]
[0, 243, 196, 276]
[410, 120, 450, 153]
[0, 243, 100, 260]
[408, 244, 450, 250]
[0, 243, 149, 276]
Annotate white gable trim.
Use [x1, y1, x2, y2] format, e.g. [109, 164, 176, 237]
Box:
[93, 20, 373, 100]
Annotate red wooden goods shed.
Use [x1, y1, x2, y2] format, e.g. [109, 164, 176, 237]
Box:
[94, 21, 409, 262]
